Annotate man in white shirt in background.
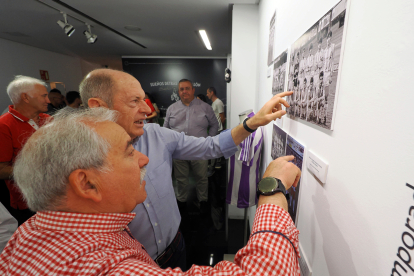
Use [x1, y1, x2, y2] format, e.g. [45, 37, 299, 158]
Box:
[206, 87, 225, 131]
[206, 87, 226, 172]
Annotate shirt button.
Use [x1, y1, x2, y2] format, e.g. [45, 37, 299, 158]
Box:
[120, 227, 124, 231]
[155, 223, 158, 226]
[146, 203, 150, 207]
[158, 240, 161, 244]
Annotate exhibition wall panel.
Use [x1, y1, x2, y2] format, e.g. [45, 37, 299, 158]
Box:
[0, 38, 101, 112]
[241, 0, 414, 274]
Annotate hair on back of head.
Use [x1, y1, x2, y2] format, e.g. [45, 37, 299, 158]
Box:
[49, 88, 61, 94]
[79, 69, 125, 108]
[207, 87, 216, 95]
[13, 107, 118, 212]
[7, 75, 47, 104]
[66, 91, 81, 104]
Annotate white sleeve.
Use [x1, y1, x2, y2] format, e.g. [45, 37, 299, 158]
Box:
[0, 202, 17, 252]
[217, 100, 224, 114]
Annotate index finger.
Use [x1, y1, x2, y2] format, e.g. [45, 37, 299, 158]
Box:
[274, 91, 293, 98]
[279, 155, 295, 162]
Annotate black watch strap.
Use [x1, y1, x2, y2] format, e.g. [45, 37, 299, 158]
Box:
[243, 117, 257, 133]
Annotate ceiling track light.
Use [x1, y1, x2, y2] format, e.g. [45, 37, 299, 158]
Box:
[57, 12, 75, 37]
[84, 24, 98, 44]
[199, 30, 212, 50]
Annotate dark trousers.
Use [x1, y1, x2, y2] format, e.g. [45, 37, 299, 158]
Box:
[156, 229, 187, 271]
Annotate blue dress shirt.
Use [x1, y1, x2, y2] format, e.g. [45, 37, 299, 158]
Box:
[129, 123, 237, 259]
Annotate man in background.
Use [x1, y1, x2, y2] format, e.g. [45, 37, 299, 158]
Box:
[164, 79, 219, 214]
[206, 86, 226, 172]
[46, 88, 66, 115]
[206, 86, 225, 131]
[0, 75, 50, 225]
[64, 91, 82, 109]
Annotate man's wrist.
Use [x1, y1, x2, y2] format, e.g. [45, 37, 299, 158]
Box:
[245, 117, 259, 130]
[258, 193, 288, 211]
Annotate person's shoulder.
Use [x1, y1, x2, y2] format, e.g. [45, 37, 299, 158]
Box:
[197, 99, 212, 108]
[0, 112, 14, 126]
[216, 98, 224, 105]
[143, 122, 160, 133]
[166, 101, 181, 111]
[39, 113, 51, 119]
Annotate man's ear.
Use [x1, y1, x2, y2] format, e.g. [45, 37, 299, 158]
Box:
[88, 98, 109, 108]
[68, 169, 102, 203]
[21, 93, 31, 104]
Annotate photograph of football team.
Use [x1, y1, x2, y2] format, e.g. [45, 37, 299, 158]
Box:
[267, 11, 276, 66]
[285, 135, 304, 225]
[286, 0, 347, 130]
[271, 124, 287, 160]
[272, 50, 288, 95]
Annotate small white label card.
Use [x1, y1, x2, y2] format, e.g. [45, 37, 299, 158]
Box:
[306, 150, 328, 183]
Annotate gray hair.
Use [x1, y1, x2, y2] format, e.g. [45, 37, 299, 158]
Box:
[13, 107, 118, 212]
[7, 75, 47, 104]
[79, 70, 118, 108]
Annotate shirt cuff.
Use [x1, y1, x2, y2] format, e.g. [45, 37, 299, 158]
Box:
[218, 129, 237, 159]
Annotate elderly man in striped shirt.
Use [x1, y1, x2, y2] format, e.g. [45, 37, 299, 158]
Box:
[0, 107, 301, 276]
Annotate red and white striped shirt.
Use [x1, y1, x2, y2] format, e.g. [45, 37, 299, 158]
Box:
[0, 204, 300, 275]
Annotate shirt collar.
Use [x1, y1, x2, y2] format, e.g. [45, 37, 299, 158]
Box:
[181, 97, 197, 106]
[8, 105, 49, 123]
[8, 105, 29, 122]
[35, 211, 136, 233]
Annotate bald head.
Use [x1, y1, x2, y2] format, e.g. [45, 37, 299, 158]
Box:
[80, 69, 130, 108]
[79, 68, 151, 139]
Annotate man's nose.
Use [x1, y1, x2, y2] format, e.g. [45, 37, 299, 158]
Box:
[136, 151, 149, 167]
[139, 100, 151, 114]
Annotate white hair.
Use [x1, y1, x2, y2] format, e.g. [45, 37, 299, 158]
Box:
[13, 108, 118, 211]
[6, 75, 47, 104]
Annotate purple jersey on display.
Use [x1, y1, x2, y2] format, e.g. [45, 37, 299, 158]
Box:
[227, 113, 264, 208]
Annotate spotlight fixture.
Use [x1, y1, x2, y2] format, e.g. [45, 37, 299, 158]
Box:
[199, 30, 212, 50]
[57, 13, 75, 37]
[84, 24, 98, 44]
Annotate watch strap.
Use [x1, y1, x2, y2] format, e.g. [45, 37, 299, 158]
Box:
[243, 117, 257, 133]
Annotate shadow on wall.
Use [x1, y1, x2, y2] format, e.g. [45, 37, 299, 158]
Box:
[312, 192, 359, 276]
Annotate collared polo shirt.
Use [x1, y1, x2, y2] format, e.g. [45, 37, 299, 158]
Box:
[0, 105, 50, 209]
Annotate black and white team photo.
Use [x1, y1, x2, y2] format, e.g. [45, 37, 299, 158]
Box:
[286, 0, 347, 130]
[272, 50, 288, 95]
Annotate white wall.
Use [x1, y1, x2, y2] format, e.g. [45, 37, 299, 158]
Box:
[230, 0, 414, 275]
[229, 5, 259, 130]
[0, 38, 101, 112]
[228, 5, 259, 220]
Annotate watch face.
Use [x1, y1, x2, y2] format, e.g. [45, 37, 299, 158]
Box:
[259, 177, 278, 194]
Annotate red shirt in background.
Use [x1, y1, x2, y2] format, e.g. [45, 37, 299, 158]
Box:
[0, 105, 50, 209]
[145, 99, 155, 116]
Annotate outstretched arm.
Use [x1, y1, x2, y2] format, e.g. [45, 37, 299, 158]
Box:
[230, 91, 292, 146]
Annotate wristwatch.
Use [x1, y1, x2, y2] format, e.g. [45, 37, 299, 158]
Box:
[257, 177, 287, 197]
[243, 117, 257, 133]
